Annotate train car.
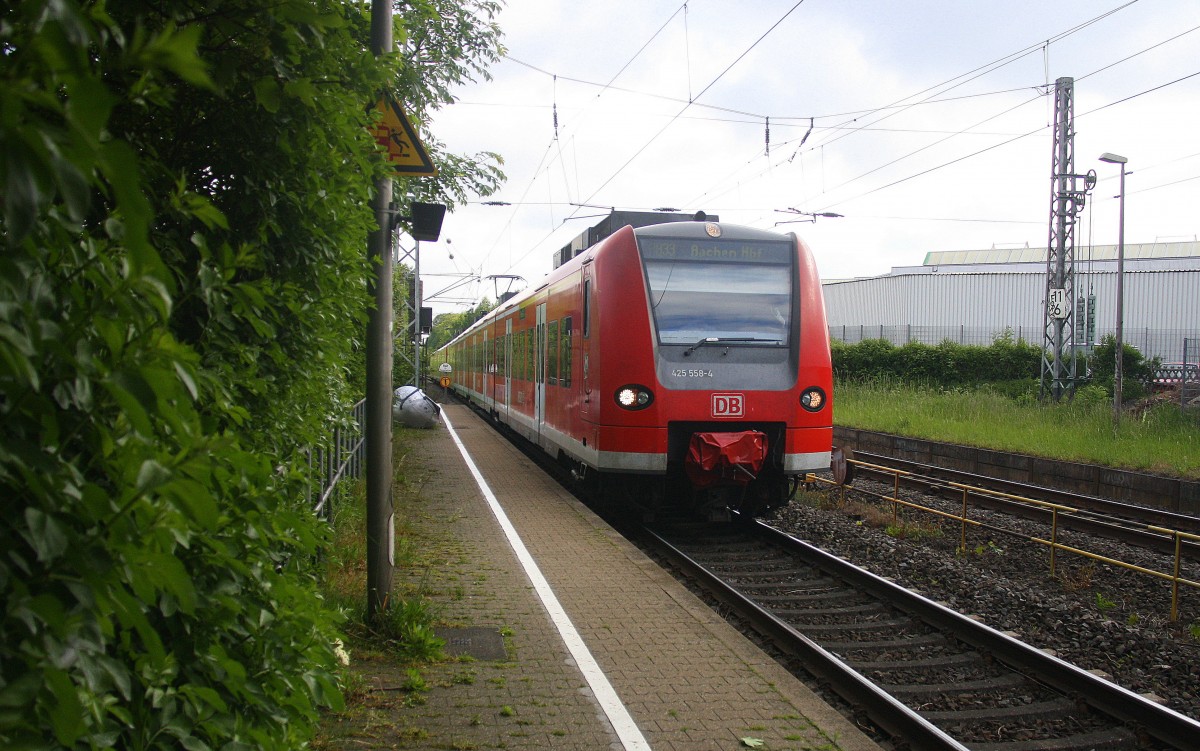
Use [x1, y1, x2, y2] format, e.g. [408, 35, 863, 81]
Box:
[433, 216, 832, 517]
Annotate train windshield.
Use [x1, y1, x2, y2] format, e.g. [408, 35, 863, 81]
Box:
[640, 236, 793, 345]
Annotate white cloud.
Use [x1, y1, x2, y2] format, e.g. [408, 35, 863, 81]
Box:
[419, 0, 1200, 314]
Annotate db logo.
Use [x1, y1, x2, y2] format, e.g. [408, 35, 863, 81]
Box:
[711, 393, 744, 418]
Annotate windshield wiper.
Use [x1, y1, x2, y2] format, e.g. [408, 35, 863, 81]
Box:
[682, 337, 781, 356]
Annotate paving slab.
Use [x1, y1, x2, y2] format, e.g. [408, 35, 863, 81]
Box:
[331, 402, 881, 751]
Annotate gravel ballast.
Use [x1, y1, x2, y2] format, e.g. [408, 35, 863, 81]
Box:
[764, 478, 1200, 722]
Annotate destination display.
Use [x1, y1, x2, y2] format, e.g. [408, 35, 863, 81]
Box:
[638, 236, 792, 264]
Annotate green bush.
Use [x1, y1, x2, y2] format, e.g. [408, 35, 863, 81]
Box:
[1, 1, 501, 748]
[831, 333, 1041, 387]
[0, 3, 392, 747]
[1087, 334, 1160, 402]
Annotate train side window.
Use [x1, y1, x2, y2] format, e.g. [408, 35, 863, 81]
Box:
[526, 328, 535, 381]
[523, 329, 530, 380]
[561, 316, 572, 388]
[518, 330, 526, 380]
[582, 279, 591, 338]
[512, 331, 519, 380]
[547, 320, 560, 386]
[511, 332, 519, 380]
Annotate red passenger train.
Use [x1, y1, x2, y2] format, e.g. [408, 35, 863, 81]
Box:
[433, 215, 833, 517]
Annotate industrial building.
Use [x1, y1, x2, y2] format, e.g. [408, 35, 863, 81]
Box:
[822, 240, 1200, 363]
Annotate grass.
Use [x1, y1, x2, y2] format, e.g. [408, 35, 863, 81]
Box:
[321, 479, 445, 661]
[834, 379, 1200, 478]
[314, 431, 452, 748]
[318, 428, 450, 682]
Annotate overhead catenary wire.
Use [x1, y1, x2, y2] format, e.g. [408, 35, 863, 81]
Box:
[690, 7, 1194, 214]
[466, 3, 690, 287]
[448, 0, 1196, 311]
[680, 1, 1151, 209]
[817, 68, 1200, 212]
[488, 0, 1155, 233]
[490, 0, 813, 278]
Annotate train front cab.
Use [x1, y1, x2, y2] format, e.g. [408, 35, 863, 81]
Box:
[588, 221, 833, 515]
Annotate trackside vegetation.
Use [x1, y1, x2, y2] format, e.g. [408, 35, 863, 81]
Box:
[832, 337, 1200, 477]
[831, 333, 1043, 389]
[1, 1, 502, 749]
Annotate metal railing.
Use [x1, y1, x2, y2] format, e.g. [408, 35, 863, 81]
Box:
[310, 398, 366, 518]
[810, 461, 1200, 621]
[1180, 338, 1200, 409]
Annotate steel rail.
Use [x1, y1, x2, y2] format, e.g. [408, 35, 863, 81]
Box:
[852, 451, 1200, 558]
[748, 519, 1200, 750]
[640, 525, 971, 751]
[854, 450, 1200, 533]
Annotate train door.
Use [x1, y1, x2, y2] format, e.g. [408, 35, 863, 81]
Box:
[580, 264, 593, 423]
[535, 302, 547, 440]
[503, 318, 512, 420]
[483, 329, 492, 411]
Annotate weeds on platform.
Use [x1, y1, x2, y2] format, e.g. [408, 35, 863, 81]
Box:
[321, 480, 442, 655]
[315, 434, 449, 748]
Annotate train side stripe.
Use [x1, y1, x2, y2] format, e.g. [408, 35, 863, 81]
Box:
[442, 410, 653, 751]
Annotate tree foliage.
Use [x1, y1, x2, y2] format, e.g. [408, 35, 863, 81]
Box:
[424, 299, 496, 355]
[1, 0, 505, 748]
[392, 0, 506, 212]
[1087, 334, 1159, 402]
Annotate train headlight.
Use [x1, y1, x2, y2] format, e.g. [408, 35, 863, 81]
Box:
[615, 384, 654, 410]
[799, 387, 826, 412]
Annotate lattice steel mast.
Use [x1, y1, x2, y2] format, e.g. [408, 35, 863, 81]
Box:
[1041, 77, 1095, 401]
[395, 238, 421, 385]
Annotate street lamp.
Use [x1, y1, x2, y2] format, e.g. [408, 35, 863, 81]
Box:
[1099, 152, 1127, 425]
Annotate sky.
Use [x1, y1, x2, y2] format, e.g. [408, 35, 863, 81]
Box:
[417, 0, 1200, 315]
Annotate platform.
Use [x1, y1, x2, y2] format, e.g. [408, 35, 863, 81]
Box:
[335, 401, 881, 750]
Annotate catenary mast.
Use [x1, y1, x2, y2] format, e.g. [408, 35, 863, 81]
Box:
[1041, 77, 1095, 401]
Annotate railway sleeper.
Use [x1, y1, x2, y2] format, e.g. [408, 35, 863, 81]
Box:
[729, 578, 857, 593]
[967, 727, 1139, 751]
[921, 696, 1076, 722]
[884, 672, 1027, 698]
[706, 566, 820, 579]
[821, 633, 948, 652]
[852, 651, 980, 671]
[701, 555, 794, 570]
[788, 616, 917, 633]
[767, 601, 892, 618]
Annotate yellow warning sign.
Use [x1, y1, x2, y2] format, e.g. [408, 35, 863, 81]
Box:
[369, 98, 437, 176]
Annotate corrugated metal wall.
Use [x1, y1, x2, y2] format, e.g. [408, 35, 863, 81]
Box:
[823, 268, 1200, 361]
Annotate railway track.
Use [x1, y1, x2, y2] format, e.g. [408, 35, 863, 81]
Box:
[448, 394, 1199, 743]
[644, 515, 1200, 751]
[849, 451, 1200, 560]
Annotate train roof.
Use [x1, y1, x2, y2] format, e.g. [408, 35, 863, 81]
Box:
[553, 210, 720, 269]
[439, 218, 797, 351]
[635, 221, 793, 243]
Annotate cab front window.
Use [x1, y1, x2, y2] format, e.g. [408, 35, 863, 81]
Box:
[641, 238, 793, 345]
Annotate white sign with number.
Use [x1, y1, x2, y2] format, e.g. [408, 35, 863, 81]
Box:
[439, 362, 453, 373]
[1047, 288, 1068, 319]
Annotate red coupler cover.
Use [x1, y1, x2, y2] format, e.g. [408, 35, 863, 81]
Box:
[684, 430, 767, 488]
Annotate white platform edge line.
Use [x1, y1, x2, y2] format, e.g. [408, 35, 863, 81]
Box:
[441, 410, 652, 751]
